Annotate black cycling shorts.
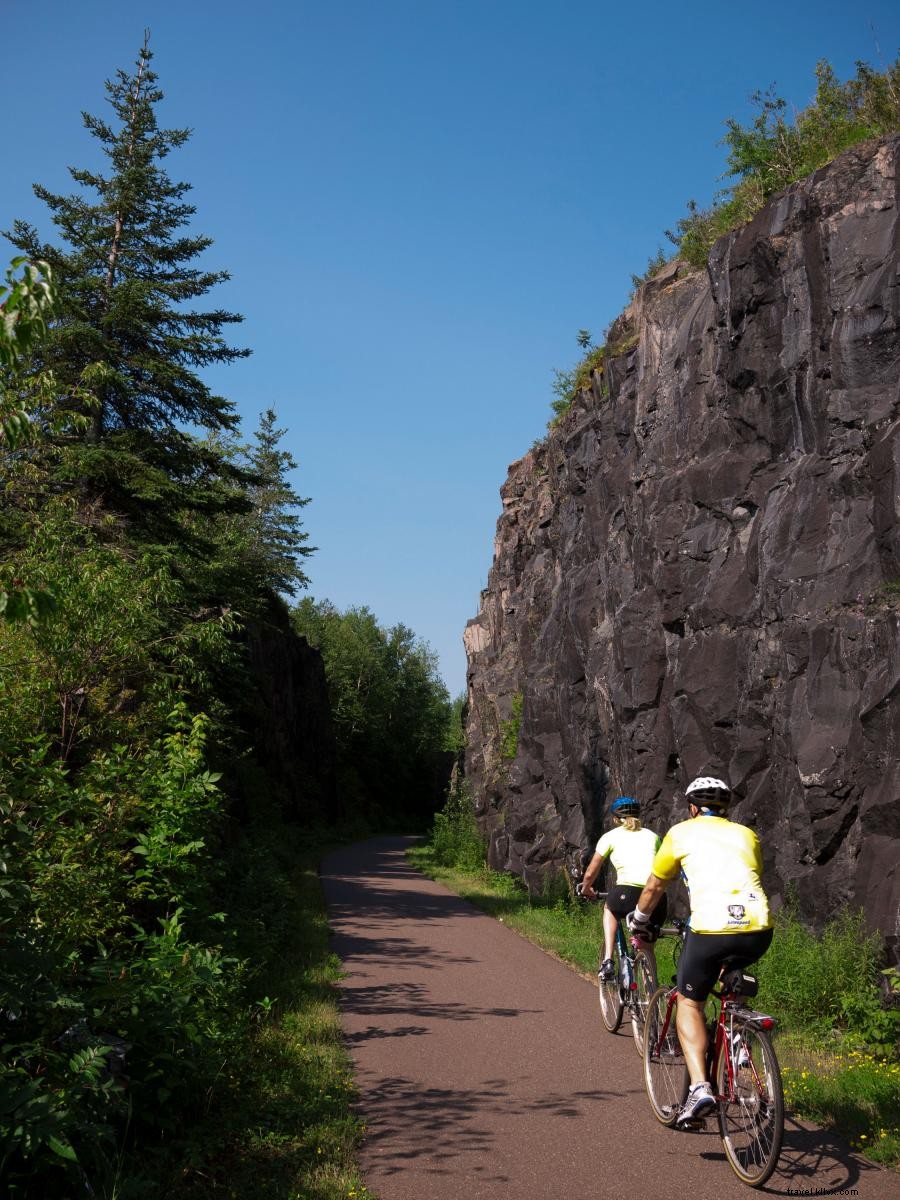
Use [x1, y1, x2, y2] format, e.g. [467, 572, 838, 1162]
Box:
[605, 884, 668, 926]
[677, 928, 774, 1002]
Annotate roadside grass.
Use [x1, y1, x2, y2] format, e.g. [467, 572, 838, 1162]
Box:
[407, 840, 900, 1171]
[122, 824, 372, 1200]
[779, 1039, 900, 1166]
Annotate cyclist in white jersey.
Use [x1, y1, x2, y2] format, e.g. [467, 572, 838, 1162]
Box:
[580, 796, 667, 980]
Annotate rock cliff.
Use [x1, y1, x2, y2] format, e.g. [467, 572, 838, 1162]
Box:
[464, 135, 900, 947]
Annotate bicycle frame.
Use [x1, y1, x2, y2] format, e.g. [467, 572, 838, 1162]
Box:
[710, 997, 777, 1105]
[650, 985, 776, 1108]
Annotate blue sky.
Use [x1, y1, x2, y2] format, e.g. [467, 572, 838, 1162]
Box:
[5, 1, 899, 695]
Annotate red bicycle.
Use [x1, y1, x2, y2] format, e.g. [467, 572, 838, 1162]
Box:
[642, 946, 784, 1187]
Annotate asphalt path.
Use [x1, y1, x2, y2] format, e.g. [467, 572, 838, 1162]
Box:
[321, 837, 894, 1199]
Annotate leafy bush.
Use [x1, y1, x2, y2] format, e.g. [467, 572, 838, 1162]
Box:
[630, 247, 670, 293]
[754, 905, 898, 1054]
[430, 781, 485, 872]
[550, 340, 606, 422]
[0, 708, 242, 1194]
[499, 692, 523, 760]
[665, 57, 900, 269]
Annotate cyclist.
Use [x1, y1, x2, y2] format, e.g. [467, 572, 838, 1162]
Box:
[628, 775, 773, 1126]
[580, 796, 667, 980]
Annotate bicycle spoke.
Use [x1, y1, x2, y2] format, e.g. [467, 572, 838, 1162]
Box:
[631, 948, 657, 1056]
[598, 943, 624, 1032]
[643, 987, 688, 1126]
[716, 1022, 784, 1186]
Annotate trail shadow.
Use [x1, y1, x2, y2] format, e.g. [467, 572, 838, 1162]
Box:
[762, 1115, 883, 1195]
[355, 1073, 615, 1178]
[340, 979, 539, 1026]
[328, 927, 480, 970]
[693, 1112, 884, 1195]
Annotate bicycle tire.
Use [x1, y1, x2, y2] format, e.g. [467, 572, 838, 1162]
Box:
[643, 987, 688, 1125]
[598, 942, 624, 1032]
[631, 948, 658, 1056]
[716, 1020, 784, 1187]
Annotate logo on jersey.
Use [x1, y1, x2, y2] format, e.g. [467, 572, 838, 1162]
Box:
[728, 904, 746, 921]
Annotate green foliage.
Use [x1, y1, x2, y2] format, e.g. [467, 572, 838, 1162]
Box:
[499, 691, 523, 760]
[0, 501, 237, 761]
[630, 247, 669, 293]
[4, 39, 250, 534]
[241, 408, 314, 596]
[754, 905, 895, 1046]
[122, 824, 369, 1199]
[0, 707, 242, 1194]
[445, 691, 467, 753]
[550, 332, 607, 423]
[665, 56, 900, 270]
[292, 598, 452, 823]
[0, 258, 53, 374]
[430, 779, 485, 871]
[781, 1049, 900, 1166]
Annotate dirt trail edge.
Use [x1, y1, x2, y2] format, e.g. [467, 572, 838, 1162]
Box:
[321, 837, 892, 1200]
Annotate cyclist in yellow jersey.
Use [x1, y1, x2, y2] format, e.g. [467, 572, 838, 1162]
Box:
[580, 796, 667, 980]
[627, 776, 773, 1126]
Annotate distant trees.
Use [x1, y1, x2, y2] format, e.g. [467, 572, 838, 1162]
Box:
[292, 599, 453, 822]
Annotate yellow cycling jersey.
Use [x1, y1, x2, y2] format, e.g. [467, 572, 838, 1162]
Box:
[595, 825, 661, 888]
[651, 815, 772, 934]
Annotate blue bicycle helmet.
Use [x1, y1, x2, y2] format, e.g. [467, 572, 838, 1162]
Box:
[611, 796, 640, 817]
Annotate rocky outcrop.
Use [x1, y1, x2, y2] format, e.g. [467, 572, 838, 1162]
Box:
[464, 136, 900, 948]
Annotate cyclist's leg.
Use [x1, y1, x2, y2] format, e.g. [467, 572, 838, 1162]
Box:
[675, 931, 725, 1085]
[602, 903, 618, 962]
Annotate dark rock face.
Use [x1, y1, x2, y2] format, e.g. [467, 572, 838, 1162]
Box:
[245, 597, 338, 822]
[464, 136, 900, 949]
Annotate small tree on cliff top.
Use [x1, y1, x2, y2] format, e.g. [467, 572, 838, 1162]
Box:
[5, 36, 249, 531]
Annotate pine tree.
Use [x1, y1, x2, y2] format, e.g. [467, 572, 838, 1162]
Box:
[5, 36, 249, 530]
[244, 408, 314, 595]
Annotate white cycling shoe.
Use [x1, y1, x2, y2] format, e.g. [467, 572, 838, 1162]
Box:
[677, 1082, 716, 1127]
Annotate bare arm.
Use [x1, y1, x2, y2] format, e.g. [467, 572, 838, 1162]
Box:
[636, 874, 668, 916]
[580, 851, 607, 898]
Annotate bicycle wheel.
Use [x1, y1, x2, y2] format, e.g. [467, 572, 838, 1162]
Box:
[598, 942, 624, 1032]
[716, 1021, 784, 1186]
[643, 987, 688, 1125]
[630, 948, 658, 1055]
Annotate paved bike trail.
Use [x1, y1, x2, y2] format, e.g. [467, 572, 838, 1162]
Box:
[321, 838, 895, 1199]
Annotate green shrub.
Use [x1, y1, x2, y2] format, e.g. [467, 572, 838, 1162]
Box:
[430, 781, 486, 872]
[499, 692, 523, 760]
[755, 905, 898, 1053]
[550, 343, 607, 422]
[665, 57, 900, 270]
[0, 709, 242, 1195]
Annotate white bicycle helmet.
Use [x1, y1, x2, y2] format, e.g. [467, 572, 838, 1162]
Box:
[685, 776, 731, 811]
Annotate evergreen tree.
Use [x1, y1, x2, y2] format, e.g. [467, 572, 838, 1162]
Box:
[5, 36, 249, 531]
[244, 408, 314, 595]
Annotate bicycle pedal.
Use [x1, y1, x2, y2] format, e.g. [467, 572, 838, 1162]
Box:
[676, 1117, 707, 1132]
